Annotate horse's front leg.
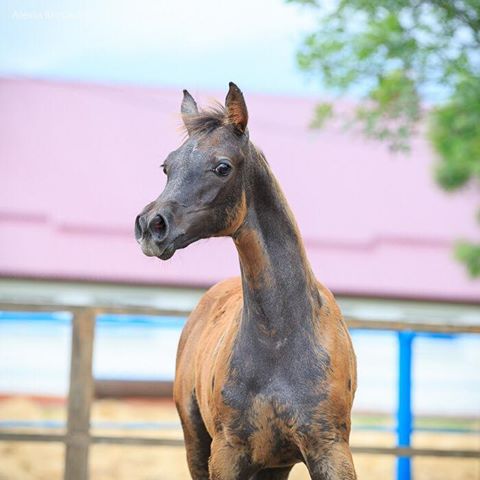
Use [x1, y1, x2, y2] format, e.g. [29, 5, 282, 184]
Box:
[176, 393, 212, 480]
[209, 435, 258, 480]
[304, 441, 356, 480]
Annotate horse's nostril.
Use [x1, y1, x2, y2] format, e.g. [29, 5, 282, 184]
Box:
[148, 214, 168, 239]
[151, 215, 165, 232]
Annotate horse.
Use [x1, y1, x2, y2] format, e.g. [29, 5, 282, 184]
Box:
[135, 82, 357, 480]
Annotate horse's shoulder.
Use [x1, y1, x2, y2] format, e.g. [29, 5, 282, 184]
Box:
[206, 276, 242, 295]
[315, 279, 357, 395]
[176, 278, 242, 378]
[200, 276, 243, 310]
[182, 277, 242, 337]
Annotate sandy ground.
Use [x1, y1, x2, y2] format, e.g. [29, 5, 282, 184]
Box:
[0, 397, 479, 480]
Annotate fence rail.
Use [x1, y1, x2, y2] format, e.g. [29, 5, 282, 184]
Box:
[0, 302, 479, 480]
[1, 431, 479, 459]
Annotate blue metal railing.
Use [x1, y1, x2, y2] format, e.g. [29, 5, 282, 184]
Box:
[397, 331, 414, 480]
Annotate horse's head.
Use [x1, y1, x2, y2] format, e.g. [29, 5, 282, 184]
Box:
[135, 82, 250, 260]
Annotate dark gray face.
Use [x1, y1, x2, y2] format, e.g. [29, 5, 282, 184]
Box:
[135, 83, 250, 260]
[135, 129, 247, 260]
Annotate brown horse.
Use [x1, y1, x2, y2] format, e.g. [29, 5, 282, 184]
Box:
[135, 83, 357, 480]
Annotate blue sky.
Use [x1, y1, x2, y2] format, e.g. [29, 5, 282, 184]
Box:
[0, 0, 321, 96]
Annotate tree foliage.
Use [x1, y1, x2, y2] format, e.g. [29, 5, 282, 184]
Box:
[288, 0, 480, 276]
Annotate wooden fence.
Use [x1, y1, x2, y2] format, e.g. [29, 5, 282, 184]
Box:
[0, 302, 479, 480]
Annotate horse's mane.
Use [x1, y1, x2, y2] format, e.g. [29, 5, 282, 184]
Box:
[182, 102, 227, 137]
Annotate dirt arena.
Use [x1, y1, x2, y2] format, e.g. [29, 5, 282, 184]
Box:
[0, 397, 478, 480]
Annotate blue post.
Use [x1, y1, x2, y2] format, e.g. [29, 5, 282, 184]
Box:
[397, 331, 414, 480]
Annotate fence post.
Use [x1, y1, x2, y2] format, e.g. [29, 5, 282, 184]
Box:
[396, 331, 414, 480]
[64, 308, 95, 480]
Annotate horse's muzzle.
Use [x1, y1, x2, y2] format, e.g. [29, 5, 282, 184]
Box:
[134, 211, 176, 260]
[135, 213, 169, 243]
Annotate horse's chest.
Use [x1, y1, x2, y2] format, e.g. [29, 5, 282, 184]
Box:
[215, 334, 331, 463]
[221, 340, 329, 418]
[222, 390, 303, 466]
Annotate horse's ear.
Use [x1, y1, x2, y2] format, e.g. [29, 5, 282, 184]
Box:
[181, 89, 198, 135]
[225, 82, 248, 133]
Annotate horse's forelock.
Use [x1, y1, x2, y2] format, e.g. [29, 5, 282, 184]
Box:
[182, 102, 227, 137]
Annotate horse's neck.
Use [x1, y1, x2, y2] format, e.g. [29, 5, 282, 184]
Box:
[233, 159, 321, 341]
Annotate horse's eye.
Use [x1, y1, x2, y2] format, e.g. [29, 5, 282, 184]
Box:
[214, 162, 232, 177]
[161, 164, 167, 175]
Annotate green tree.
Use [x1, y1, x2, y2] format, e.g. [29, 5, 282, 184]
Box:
[288, 0, 480, 276]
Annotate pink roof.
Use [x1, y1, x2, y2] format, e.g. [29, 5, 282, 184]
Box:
[1, 77, 479, 302]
